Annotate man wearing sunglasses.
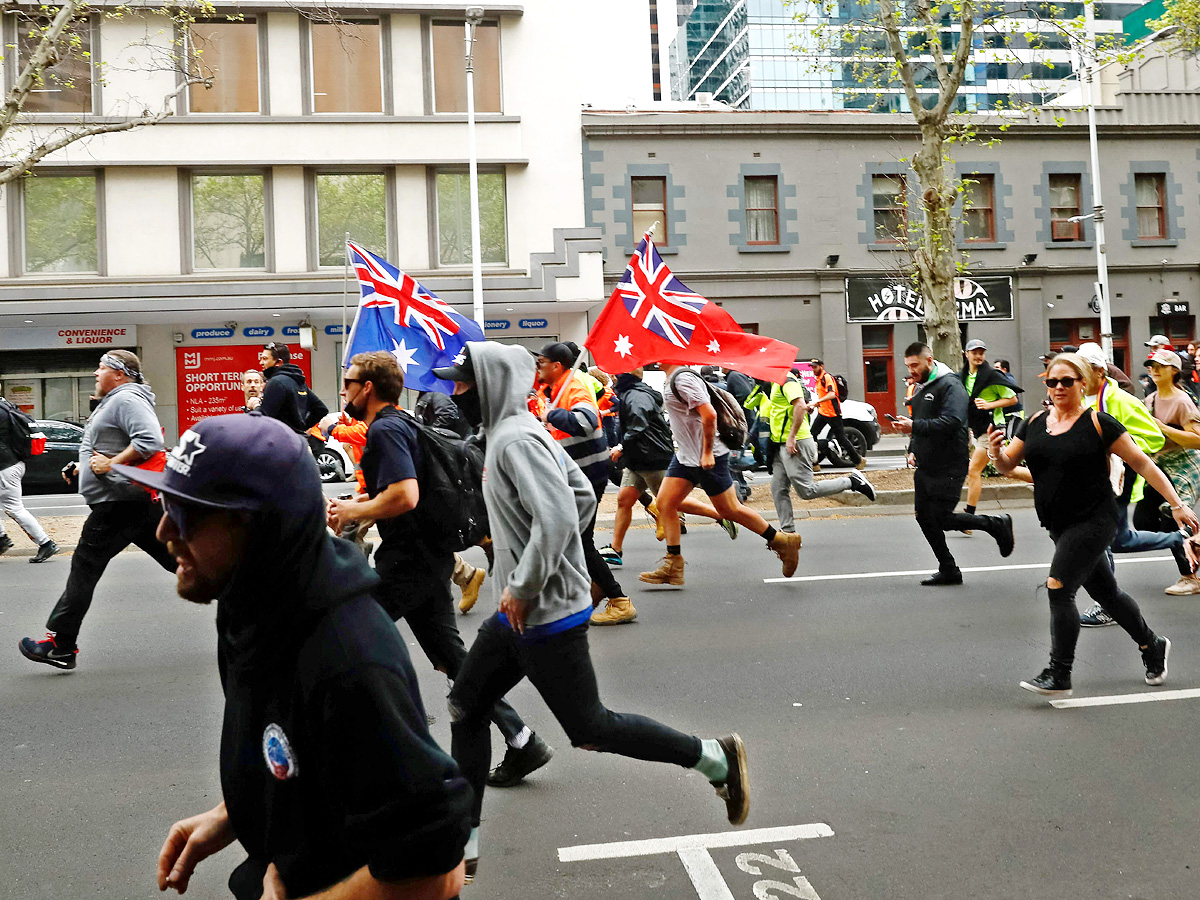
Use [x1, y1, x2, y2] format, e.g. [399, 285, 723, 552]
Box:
[111, 414, 470, 900]
[19, 350, 176, 670]
[258, 342, 328, 434]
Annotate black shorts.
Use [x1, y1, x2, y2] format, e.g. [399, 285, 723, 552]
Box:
[665, 453, 734, 497]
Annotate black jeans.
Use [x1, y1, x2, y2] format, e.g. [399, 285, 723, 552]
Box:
[913, 468, 993, 573]
[812, 412, 862, 465]
[46, 499, 177, 648]
[583, 476, 624, 600]
[448, 614, 703, 826]
[1047, 515, 1154, 669]
[375, 555, 526, 744]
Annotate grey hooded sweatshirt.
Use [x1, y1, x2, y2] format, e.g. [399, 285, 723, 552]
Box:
[472, 341, 594, 632]
[79, 381, 166, 505]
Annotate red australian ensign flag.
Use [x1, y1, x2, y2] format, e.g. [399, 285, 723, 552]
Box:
[586, 233, 798, 381]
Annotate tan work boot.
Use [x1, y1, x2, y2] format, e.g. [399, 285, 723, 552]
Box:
[590, 597, 637, 625]
[855, 458, 867, 470]
[639, 554, 684, 585]
[769, 531, 804, 578]
[1165, 574, 1200, 595]
[647, 500, 666, 541]
[457, 567, 486, 614]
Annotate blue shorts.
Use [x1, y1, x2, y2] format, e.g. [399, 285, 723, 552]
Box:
[665, 453, 734, 497]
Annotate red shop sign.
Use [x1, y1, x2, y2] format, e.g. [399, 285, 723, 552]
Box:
[176, 345, 312, 434]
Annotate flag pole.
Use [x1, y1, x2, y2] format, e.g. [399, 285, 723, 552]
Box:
[342, 232, 350, 411]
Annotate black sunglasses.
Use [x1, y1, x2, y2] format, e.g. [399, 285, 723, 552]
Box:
[343, 377, 364, 390]
[161, 494, 216, 541]
[1044, 376, 1080, 388]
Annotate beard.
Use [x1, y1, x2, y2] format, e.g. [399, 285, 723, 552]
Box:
[167, 540, 222, 605]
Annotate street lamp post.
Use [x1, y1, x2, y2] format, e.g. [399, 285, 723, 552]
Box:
[464, 7, 486, 328]
[1081, 1, 1113, 363]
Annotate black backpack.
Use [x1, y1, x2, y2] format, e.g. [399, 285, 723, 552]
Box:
[833, 374, 849, 403]
[670, 370, 748, 451]
[402, 411, 489, 553]
[0, 399, 36, 461]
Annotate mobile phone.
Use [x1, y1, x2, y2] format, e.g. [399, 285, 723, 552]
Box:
[885, 413, 897, 421]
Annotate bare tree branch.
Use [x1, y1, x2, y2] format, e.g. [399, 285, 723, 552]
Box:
[879, 0, 929, 121]
[930, 0, 975, 120]
[0, 0, 87, 140]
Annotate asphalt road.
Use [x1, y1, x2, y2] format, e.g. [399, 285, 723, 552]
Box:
[3, 510, 1198, 900]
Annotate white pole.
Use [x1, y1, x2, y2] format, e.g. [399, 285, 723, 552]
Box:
[465, 11, 485, 327]
[1082, 4, 1113, 363]
[341, 231, 351, 411]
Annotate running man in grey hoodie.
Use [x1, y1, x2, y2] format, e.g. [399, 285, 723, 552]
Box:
[434, 342, 750, 884]
[19, 351, 177, 670]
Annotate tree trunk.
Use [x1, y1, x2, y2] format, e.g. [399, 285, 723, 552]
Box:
[911, 122, 962, 366]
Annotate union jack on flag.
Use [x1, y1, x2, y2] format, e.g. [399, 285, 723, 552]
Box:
[615, 234, 709, 348]
[348, 240, 461, 351]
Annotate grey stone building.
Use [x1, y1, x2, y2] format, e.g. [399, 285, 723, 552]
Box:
[582, 48, 1200, 425]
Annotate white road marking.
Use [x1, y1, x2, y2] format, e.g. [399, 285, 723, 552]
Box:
[764, 555, 1174, 584]
[1050, 687, 1200, 709]
[677, 848, 736, 900]
[557, 823, 834, 862]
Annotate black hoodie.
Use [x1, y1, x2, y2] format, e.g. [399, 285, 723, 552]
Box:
[958, 359, 1023, 436]
[260, 364, 328, 433]
[614, 373, 674, 471]
[216, 443, 470, 899]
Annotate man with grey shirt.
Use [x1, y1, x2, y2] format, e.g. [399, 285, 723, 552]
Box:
[0, 397, 58, 562]
[434, 343, 750, 884]
[19, 350, 176, 670]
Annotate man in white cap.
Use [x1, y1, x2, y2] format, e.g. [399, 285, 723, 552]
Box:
[958, 339, 1021, 526]
[1076, 342, 1195, 624]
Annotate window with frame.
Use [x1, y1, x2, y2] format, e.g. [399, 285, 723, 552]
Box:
[872, 175, 906, 243]
[1049, 173, 1082, 241]
[744, 176, 779, 244]
[630, 176, 666, 243]
[316, 173, 387, 266]
[1148, 316, 1194, 346]
[24, 175, 98, 273]
[188, 19, 260, 113]
[17, 17, 92, 114]
[962, 174, 995, 242]
[431, 20, 501, 113]
[1135, 173, 1167, 240]
[311, 20, 382, 113]
[434, 170, 507, 266]
[192, 174, 266, 269]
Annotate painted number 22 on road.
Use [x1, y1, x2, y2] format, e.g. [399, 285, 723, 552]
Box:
[735, 849, 821, 899]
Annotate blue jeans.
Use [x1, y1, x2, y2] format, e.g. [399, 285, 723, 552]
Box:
[1111, 499, 1188, 576]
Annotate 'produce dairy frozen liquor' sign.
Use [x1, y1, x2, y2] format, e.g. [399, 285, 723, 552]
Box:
[846, 276, 1013, 323]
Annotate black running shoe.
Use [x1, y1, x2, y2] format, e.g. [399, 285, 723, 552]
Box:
[1019, 667, 1072, 696]
[0, 535, 13, 555]
[712, 733, 750, 825]
[1142, 635, 1171, 686]
[848, 469, 876, 501]
[487, 733, 554, 787]
[30, 540, 58, 564]
[19, 633, 77, 670]
[990, 514, 1015, 558]
[921, 570, 963, 586]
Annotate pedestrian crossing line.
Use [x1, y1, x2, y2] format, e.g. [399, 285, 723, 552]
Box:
[557, 822, 834, 862]
[1050, 688, 1200, 710]
[763, 555, 1174, 584]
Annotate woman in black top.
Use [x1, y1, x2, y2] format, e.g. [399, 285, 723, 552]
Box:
[988, 353, 1200, 696]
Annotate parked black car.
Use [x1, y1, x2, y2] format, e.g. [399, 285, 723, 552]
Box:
[22, 420, 83, 493]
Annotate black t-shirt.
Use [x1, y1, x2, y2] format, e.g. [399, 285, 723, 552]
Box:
[359, 407, 424, 571]
[1016, 409, 1126, 533]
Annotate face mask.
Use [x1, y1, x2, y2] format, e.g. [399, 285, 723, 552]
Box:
[453, 386, 482, 428]
[344, 396, 366, 422]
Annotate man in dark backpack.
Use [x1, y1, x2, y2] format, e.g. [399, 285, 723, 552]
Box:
[258, 341, 328, 433]
[0, 397, 57, 562]
[326, 352, 552, 790]
[810, 358, 865, 470]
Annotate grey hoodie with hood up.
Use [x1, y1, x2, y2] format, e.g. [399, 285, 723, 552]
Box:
[79, 381, 165, 505]
[472, 341, 594, 631]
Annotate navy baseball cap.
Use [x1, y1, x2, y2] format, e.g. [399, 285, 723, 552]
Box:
[113, 413, 318, 511]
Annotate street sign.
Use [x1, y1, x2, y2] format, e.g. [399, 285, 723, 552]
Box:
[846, 276, 1013, 323]
[176, 345, 311, 433]
[1157, 301, 1190, 316]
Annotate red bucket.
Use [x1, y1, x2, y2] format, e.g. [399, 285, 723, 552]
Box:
[30, 433, 46, 455]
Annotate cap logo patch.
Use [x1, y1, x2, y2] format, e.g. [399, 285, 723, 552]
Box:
[166, 430, 206, 477]
[262, 723, 299, 780]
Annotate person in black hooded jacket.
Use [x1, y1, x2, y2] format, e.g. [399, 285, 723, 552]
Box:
[121, 414, 470, 900]
[258, 342, 328, 433]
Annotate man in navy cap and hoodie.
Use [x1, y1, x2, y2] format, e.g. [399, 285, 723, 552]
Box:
[434, 342, 750, 884]
[118, 413, 471, 900]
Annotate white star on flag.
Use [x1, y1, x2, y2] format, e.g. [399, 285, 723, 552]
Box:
[707, 339, 721, 354]
[760, 347, 767, 352]
[614, 334, 633, 358]
[390, 338, 419, 373]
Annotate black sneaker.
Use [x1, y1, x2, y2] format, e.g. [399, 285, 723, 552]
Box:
[712, 733, 750, 825]
[0, 535, 13, 555]
[487, 733, 554, 787]
[19, 633, 77, 670]
[1019, 667, 1072, 696]
[848, 469, 876, 501]
[921, 570, 963, 586]
[1142, 635, 1171, 686]
[1080, 603, 1116, 628]
[464, 856, 477, 885]
[30, 540, 58, 564]
[989, 514, 1015, 558]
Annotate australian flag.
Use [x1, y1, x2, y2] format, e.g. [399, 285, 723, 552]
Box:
[343, 241, 484, 392]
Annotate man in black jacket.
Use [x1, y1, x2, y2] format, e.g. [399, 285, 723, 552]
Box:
[893, 342, 1015, 586]
[123, 414, 471, 900]
[959, 340, 1022, 528]
[258, 342, 328, 433]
